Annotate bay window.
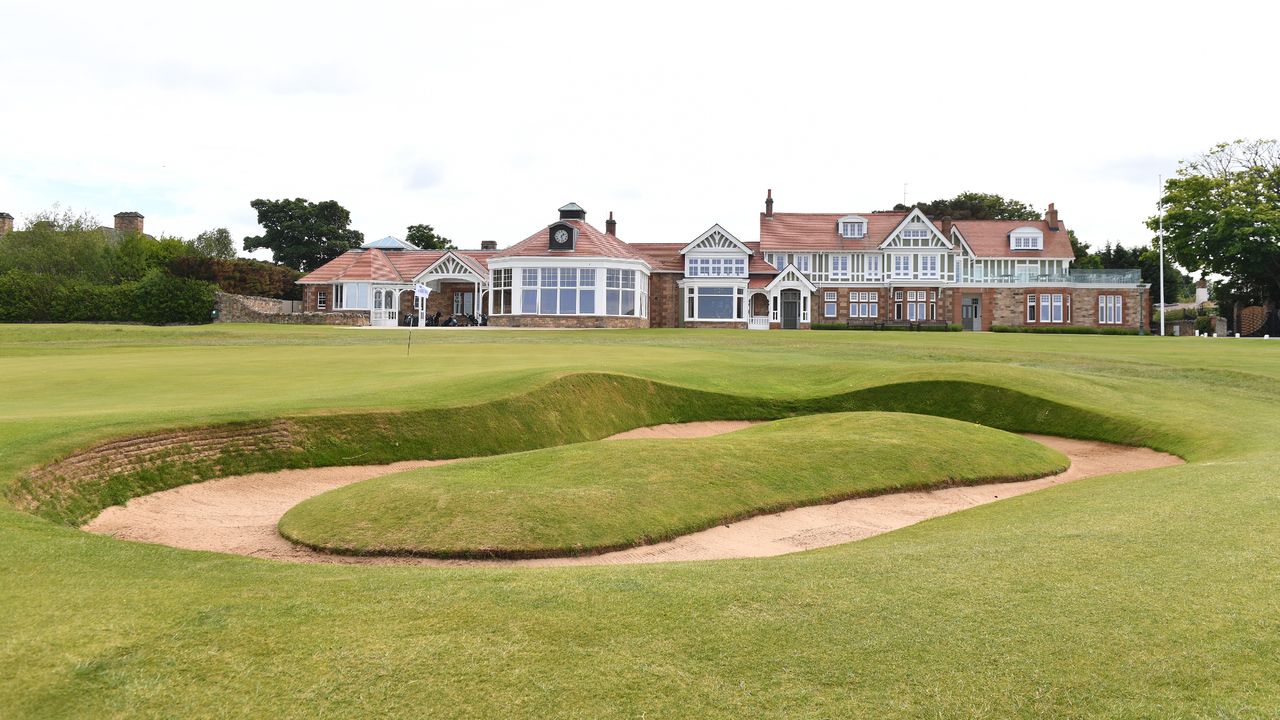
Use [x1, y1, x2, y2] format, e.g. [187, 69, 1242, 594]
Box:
[687, 286, 739, 320]
[491, 269, 512, 314]
[607, 269, 638, 316]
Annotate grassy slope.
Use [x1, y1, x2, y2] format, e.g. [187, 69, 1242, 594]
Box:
[279, 413, 1069, 557]
[1, 324, 1278, 718]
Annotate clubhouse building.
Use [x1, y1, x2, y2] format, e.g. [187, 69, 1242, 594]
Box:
[298, 193, 1149, 331]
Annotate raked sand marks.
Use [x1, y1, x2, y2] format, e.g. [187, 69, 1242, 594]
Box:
[83, 422, 1181, 566]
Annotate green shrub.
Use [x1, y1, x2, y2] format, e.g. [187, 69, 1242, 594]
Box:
[1194, 316, 1215, 334]
[0, 270, 55, 322]
[991, 325, 1140, 336]
[131, 269, 217, 324]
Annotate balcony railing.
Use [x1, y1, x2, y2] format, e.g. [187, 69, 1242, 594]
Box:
[958, 269, 1143, 285]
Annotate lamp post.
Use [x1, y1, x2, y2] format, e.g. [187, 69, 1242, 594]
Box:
[1158, 175, 1166, 336]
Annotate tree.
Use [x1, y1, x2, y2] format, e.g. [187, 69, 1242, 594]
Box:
[242, 198, 364, 271]
[405, 223, 455, 250]
[885, 191, 1041, 221]
[1069, 230, 1103, 268]
[1148, 139, 1280, 304]
[190, 228, 236, 259]
[0, 206, 111, 280]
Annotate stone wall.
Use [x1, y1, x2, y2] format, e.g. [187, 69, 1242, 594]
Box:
[488, 315, 648, 329]
[217, 291, 368, 326]
[683, 321, 749, 329]
[988, 286, 1148, 329]
[649, 273, 681, 328]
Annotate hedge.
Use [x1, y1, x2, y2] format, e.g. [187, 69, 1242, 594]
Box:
[168, 256, 302, 300]
[990, 324, 1141, 336]
[0, 269, 216, 325]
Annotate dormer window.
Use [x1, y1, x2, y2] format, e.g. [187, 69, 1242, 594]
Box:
[837, 215, 867, 239]
[1010, 227, 1044, 251]
[902, 227, 930, 241]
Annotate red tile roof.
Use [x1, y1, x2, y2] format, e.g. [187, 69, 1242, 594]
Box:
[760, 212, 915, 252]
[492, 220, 648, 262]
[629, 243, 685, 272]
[761, 211, 1074, 260]
[298, 249, 496, 284]
[951, 220, 1074, 259]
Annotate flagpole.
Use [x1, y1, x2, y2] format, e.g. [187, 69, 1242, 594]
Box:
[1158, 175, 1166, 336]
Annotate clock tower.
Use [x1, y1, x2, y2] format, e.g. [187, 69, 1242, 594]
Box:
[549, 203, 584, 251]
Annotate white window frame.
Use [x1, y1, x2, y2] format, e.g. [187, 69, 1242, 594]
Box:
[1099, 294, 1123, 325]
[316, 290, 327, 311]
[824, 291, 837, 318]
[920, 254, 939, 279]
[1011, 233, 1044, 251]
[839, 221, 866, 238]
[892, 255, 910, 279]
[1027, 294, 1037, 323]
[830, 254, 850, 280]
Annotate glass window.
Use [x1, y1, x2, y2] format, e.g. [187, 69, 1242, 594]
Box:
[1040, 294, 1051, 322]
[1027, 294, 1037, 322]
[920, 255, 938, 277]
[1051, 294, 1064, 322]
[317, 291, 327, 310]
[695, 287, 735, 319]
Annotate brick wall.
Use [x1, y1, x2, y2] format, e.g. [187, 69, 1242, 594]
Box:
[649, 273, 681, 328]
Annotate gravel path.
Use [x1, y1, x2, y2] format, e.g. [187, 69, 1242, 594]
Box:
[83, 423, 1182, 567]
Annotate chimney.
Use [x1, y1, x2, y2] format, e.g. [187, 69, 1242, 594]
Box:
[114, 211, 145, 234]
[480, 240, 498, 251]
[1045, 203, 1060, 231]
[941, 216, 953, 238]
[605, 211, 617, 236]
[765, 189, 774, 217]
[0, 212, 13, 235]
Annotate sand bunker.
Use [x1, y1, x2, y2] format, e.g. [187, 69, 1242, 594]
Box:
[83, 423, 1181, 567]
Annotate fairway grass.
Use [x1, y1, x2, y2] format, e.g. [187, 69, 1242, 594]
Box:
[279, 413, 1068, 557]
[1, 324, 1279, 718]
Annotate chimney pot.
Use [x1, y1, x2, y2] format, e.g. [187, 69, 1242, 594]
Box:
[765, 189, 774, 218]
[480, 240, 498, 251]
[941, 216, 953, 238]
[605, 210, 617, 236]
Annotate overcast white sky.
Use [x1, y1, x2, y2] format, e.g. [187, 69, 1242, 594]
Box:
[2, 1, 1276, 260]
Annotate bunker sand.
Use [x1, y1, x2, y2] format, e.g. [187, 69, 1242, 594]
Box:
[84, 423, 1181, 566]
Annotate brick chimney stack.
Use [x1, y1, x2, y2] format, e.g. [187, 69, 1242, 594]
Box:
[941, 216, 953, 238]
[1045, 203, 1060, 231]
[114, 211, 145, 234]
[765, 189, 774, 217]
[480, 240, 498, 251]
[0, 212, 13, 235]
[605, 211, 617, 236]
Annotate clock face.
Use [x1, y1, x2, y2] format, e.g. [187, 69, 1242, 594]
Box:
[554, 229, 568, 243]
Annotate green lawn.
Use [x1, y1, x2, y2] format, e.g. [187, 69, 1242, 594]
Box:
[1, 324, 1279, 718]
[279, 413, 1067, 557]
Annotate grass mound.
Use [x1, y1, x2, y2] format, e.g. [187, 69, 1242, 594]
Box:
[14, 373, 1140, 528]
[278, 412, 1068, 558]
